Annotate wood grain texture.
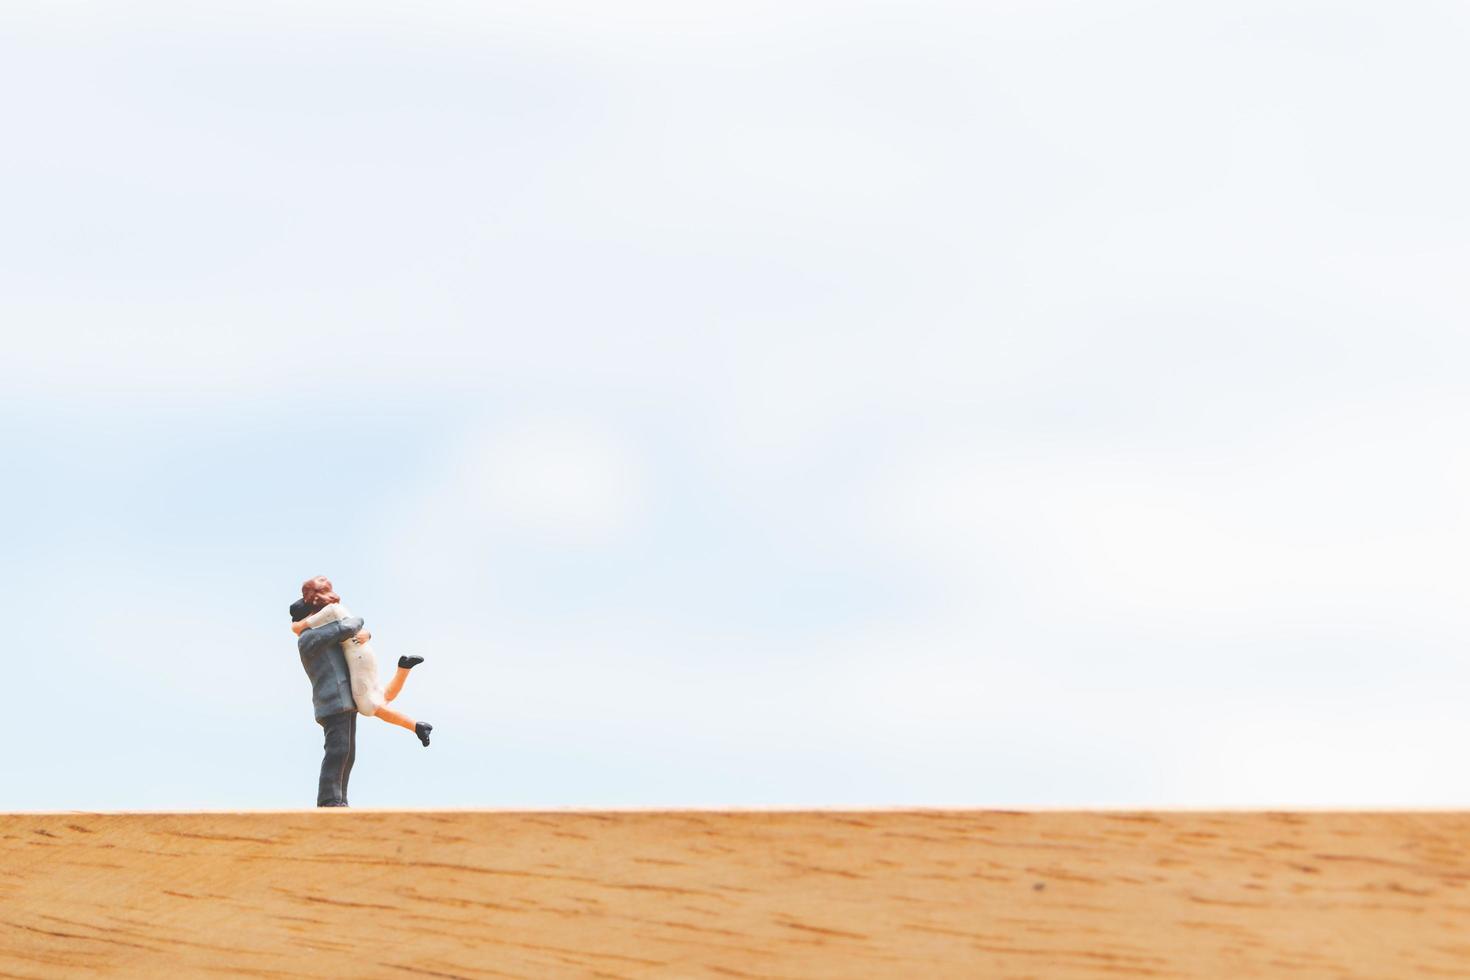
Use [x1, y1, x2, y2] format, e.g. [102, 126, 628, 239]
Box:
[2, 810, 1469, 978]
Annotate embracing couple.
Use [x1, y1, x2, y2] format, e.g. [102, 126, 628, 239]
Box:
[292, 575, 433, 807]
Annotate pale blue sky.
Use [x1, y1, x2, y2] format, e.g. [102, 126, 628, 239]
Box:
[5, 0, 1470, 809]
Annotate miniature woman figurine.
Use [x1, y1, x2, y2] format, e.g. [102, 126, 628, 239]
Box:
[292, 576, 433, 747]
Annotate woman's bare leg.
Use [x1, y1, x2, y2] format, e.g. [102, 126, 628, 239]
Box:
[385, 655, 424, 703]
[374, 706, 416, 731]
[375, 705, 433, 746]
[384, 667, 410, 703]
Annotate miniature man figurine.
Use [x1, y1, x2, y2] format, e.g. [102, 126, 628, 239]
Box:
[292, 575, 432, 808]
[292, 581, 367, 807]
[292, 602, 361, 811]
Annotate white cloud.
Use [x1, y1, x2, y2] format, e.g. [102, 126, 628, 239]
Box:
[870, 387, 1470, 629]
[451, 419, 646, 539]
[376, 416, 649, 620]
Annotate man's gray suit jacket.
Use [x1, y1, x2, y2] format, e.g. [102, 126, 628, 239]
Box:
[298, 617, 365, 721]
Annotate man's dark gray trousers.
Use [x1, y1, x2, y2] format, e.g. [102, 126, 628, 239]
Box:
[296, 616, 365, 806]
[318, 709, 357, 806]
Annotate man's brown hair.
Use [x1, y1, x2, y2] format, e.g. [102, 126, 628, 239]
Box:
[301, 575, 341, 611]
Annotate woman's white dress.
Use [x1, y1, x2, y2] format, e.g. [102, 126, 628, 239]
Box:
[301, 602, 385, 717]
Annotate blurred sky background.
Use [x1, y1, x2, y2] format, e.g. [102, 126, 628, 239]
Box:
[4, 0, 1470, 809]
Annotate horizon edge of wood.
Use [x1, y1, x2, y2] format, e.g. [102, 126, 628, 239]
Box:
[2, 809, 1463, 977]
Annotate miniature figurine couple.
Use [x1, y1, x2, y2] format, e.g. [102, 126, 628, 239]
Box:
[292, 575, 432, 807]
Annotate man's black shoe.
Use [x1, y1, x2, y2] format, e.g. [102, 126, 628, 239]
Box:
[415, 722, 433, 747]
[319, 800, 349, 807]
[398, 655, 425, 669]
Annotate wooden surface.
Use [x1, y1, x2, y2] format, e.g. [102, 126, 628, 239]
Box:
[2, 810, 1469, 978]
